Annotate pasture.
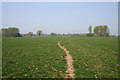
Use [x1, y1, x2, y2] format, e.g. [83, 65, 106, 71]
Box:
[2, 37, 118, 78]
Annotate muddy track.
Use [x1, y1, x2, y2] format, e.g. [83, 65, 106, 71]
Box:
[58, 40, 75, 78]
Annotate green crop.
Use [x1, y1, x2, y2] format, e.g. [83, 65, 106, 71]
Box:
[61, 37, 118, 78]
[2, 37, 119, 78]
[2, 37, 67, 78]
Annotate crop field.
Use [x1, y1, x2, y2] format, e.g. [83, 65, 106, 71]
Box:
[2, 37, 119, 78]
[2, 37, 67, 78]
[61, 37, 118, 78]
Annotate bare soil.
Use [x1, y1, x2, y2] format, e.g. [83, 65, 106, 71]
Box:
[58, 40, 75, 78]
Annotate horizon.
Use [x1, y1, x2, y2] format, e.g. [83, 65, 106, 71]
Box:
[2, 2, 118, 35]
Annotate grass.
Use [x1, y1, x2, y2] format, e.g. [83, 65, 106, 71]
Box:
[2, 37, 119, 78]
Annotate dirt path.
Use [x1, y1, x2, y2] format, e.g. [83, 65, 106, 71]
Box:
[58, 40, 75, 78]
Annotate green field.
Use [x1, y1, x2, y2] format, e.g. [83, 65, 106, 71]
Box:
[2, 37, 119, 78]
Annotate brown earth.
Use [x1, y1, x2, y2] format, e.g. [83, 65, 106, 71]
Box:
[58, 40, 75, 78]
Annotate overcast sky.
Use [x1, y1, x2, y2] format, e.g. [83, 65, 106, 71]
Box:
[2, 2, 118, 35]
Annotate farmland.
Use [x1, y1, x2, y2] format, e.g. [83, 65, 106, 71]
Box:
[61, 37, 118, 78]
[2, 37, 67, 78]
[2, 37, 118, 78]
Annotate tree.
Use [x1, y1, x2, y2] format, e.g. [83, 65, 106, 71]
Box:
[94, 26, 100, 36]
[2, 27, 21, 37]
[86, 33, 94, 36]
[89, 25, 92, 33]
[28, 32, 33, 37]
[103, 25, 109, 36]
[93, 25, 110, 37]
[99, 25, 103, 36]
[37, 30, 42, 36]
[87, 25, 94, 37]
[63, 33, 65, 36]
[2, 28, 7, 36]
[51, 32, 57, 36]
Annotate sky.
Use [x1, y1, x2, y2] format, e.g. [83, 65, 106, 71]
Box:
[2, 2, 118, 35]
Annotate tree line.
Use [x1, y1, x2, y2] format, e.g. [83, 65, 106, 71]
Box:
[2, 27, 43, 37]
[87, 25, 110, 37]
[1, 25, 113, 37]
[22, 30, 42, 37]
[2, 28, 21, 37]
[50, 25, 110, 37]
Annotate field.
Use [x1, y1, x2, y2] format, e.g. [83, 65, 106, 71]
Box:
[61, 37, 118, 78]
[2, 37, 119, 78]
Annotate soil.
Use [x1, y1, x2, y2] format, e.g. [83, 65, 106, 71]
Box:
[58, 40, 75, 78]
